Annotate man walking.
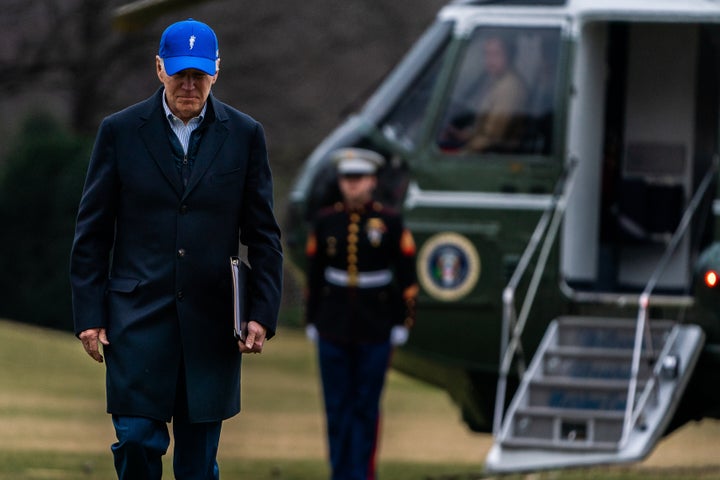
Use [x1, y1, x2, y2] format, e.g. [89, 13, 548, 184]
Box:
[70, 18, 283, 479]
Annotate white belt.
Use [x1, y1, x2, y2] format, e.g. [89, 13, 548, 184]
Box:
[325, 267, 393, 288]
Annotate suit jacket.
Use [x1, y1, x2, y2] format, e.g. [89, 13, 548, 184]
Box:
[70, 88, 283, 423]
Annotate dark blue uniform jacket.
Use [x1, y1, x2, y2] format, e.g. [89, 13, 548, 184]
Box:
[306, 201, 416, 343]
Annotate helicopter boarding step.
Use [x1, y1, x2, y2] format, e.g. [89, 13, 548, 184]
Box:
[485, 316, 704, 473]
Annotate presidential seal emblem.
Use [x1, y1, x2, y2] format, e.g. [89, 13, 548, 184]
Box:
[417, 232, 480, 301]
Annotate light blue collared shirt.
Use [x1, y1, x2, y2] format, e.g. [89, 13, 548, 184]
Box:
[162, 89, 207, 154]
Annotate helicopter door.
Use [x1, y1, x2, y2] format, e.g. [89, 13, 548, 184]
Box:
[614, 23, 695, 291]
[564, 22, 720, 293]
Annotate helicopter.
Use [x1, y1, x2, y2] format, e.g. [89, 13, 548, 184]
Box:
[281, 0, 720, 473]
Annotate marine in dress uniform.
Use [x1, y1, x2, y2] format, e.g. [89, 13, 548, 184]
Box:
[305, 148, 418, 480]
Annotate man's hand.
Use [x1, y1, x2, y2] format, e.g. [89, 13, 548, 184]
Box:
[238, 320, 267, 354]
[79, 328, 109, 363]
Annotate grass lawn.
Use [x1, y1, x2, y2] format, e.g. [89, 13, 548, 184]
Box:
[1, 319, 720, 479]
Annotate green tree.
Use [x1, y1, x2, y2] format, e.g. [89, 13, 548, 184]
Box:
[0, 113, 91, 331]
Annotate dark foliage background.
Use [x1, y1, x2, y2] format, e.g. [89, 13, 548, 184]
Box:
[0, 0, 447, 330]
[0, 115, 91, 330]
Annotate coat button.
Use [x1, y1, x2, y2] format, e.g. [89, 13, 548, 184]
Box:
[177, 248, 186, 258]
[179, 205, 189, 214]
[177, 290, 184, 300]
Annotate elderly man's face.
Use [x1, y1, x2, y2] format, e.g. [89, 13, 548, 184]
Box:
[156, 56, 218, 123]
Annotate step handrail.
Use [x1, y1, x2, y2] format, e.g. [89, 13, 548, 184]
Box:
[621, 156, 719, 447]
[493, 159, 578, 436]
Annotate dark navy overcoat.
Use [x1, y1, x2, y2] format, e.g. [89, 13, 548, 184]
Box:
[70, 88, 283, 423]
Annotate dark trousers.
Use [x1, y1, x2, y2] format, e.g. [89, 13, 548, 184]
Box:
[111, 365, 222, 479]
[318, 338, 392, 480]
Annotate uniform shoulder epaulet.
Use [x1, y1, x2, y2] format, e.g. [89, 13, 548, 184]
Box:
[314, 203, 342, 220]
[372, 201, 400, 216]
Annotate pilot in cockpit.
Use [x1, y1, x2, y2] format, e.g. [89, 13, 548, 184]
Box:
[438, 34, 528, 153]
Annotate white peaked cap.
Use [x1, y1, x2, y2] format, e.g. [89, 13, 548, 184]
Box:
[332, 148, 385, 175]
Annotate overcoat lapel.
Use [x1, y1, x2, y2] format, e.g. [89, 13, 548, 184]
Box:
[183, 95, 229, 199]
[138, 91, 184, 197]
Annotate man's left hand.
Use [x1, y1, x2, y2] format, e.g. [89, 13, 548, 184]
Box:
[239, 320, 267, 354]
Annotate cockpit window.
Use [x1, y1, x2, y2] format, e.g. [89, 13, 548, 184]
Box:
[436, 26, 561, 156]
[378, 30, 452, 150]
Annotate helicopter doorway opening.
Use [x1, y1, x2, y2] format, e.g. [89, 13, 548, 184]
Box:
[562, 21, 719, 296]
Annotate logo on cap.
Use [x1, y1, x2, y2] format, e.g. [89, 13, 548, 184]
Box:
[189, 35, 196, 50]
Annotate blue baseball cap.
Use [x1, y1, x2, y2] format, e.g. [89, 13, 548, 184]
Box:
[159, 19, 219, 76]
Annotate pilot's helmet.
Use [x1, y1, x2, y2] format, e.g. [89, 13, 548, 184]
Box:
[332, 148, 385, 176]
